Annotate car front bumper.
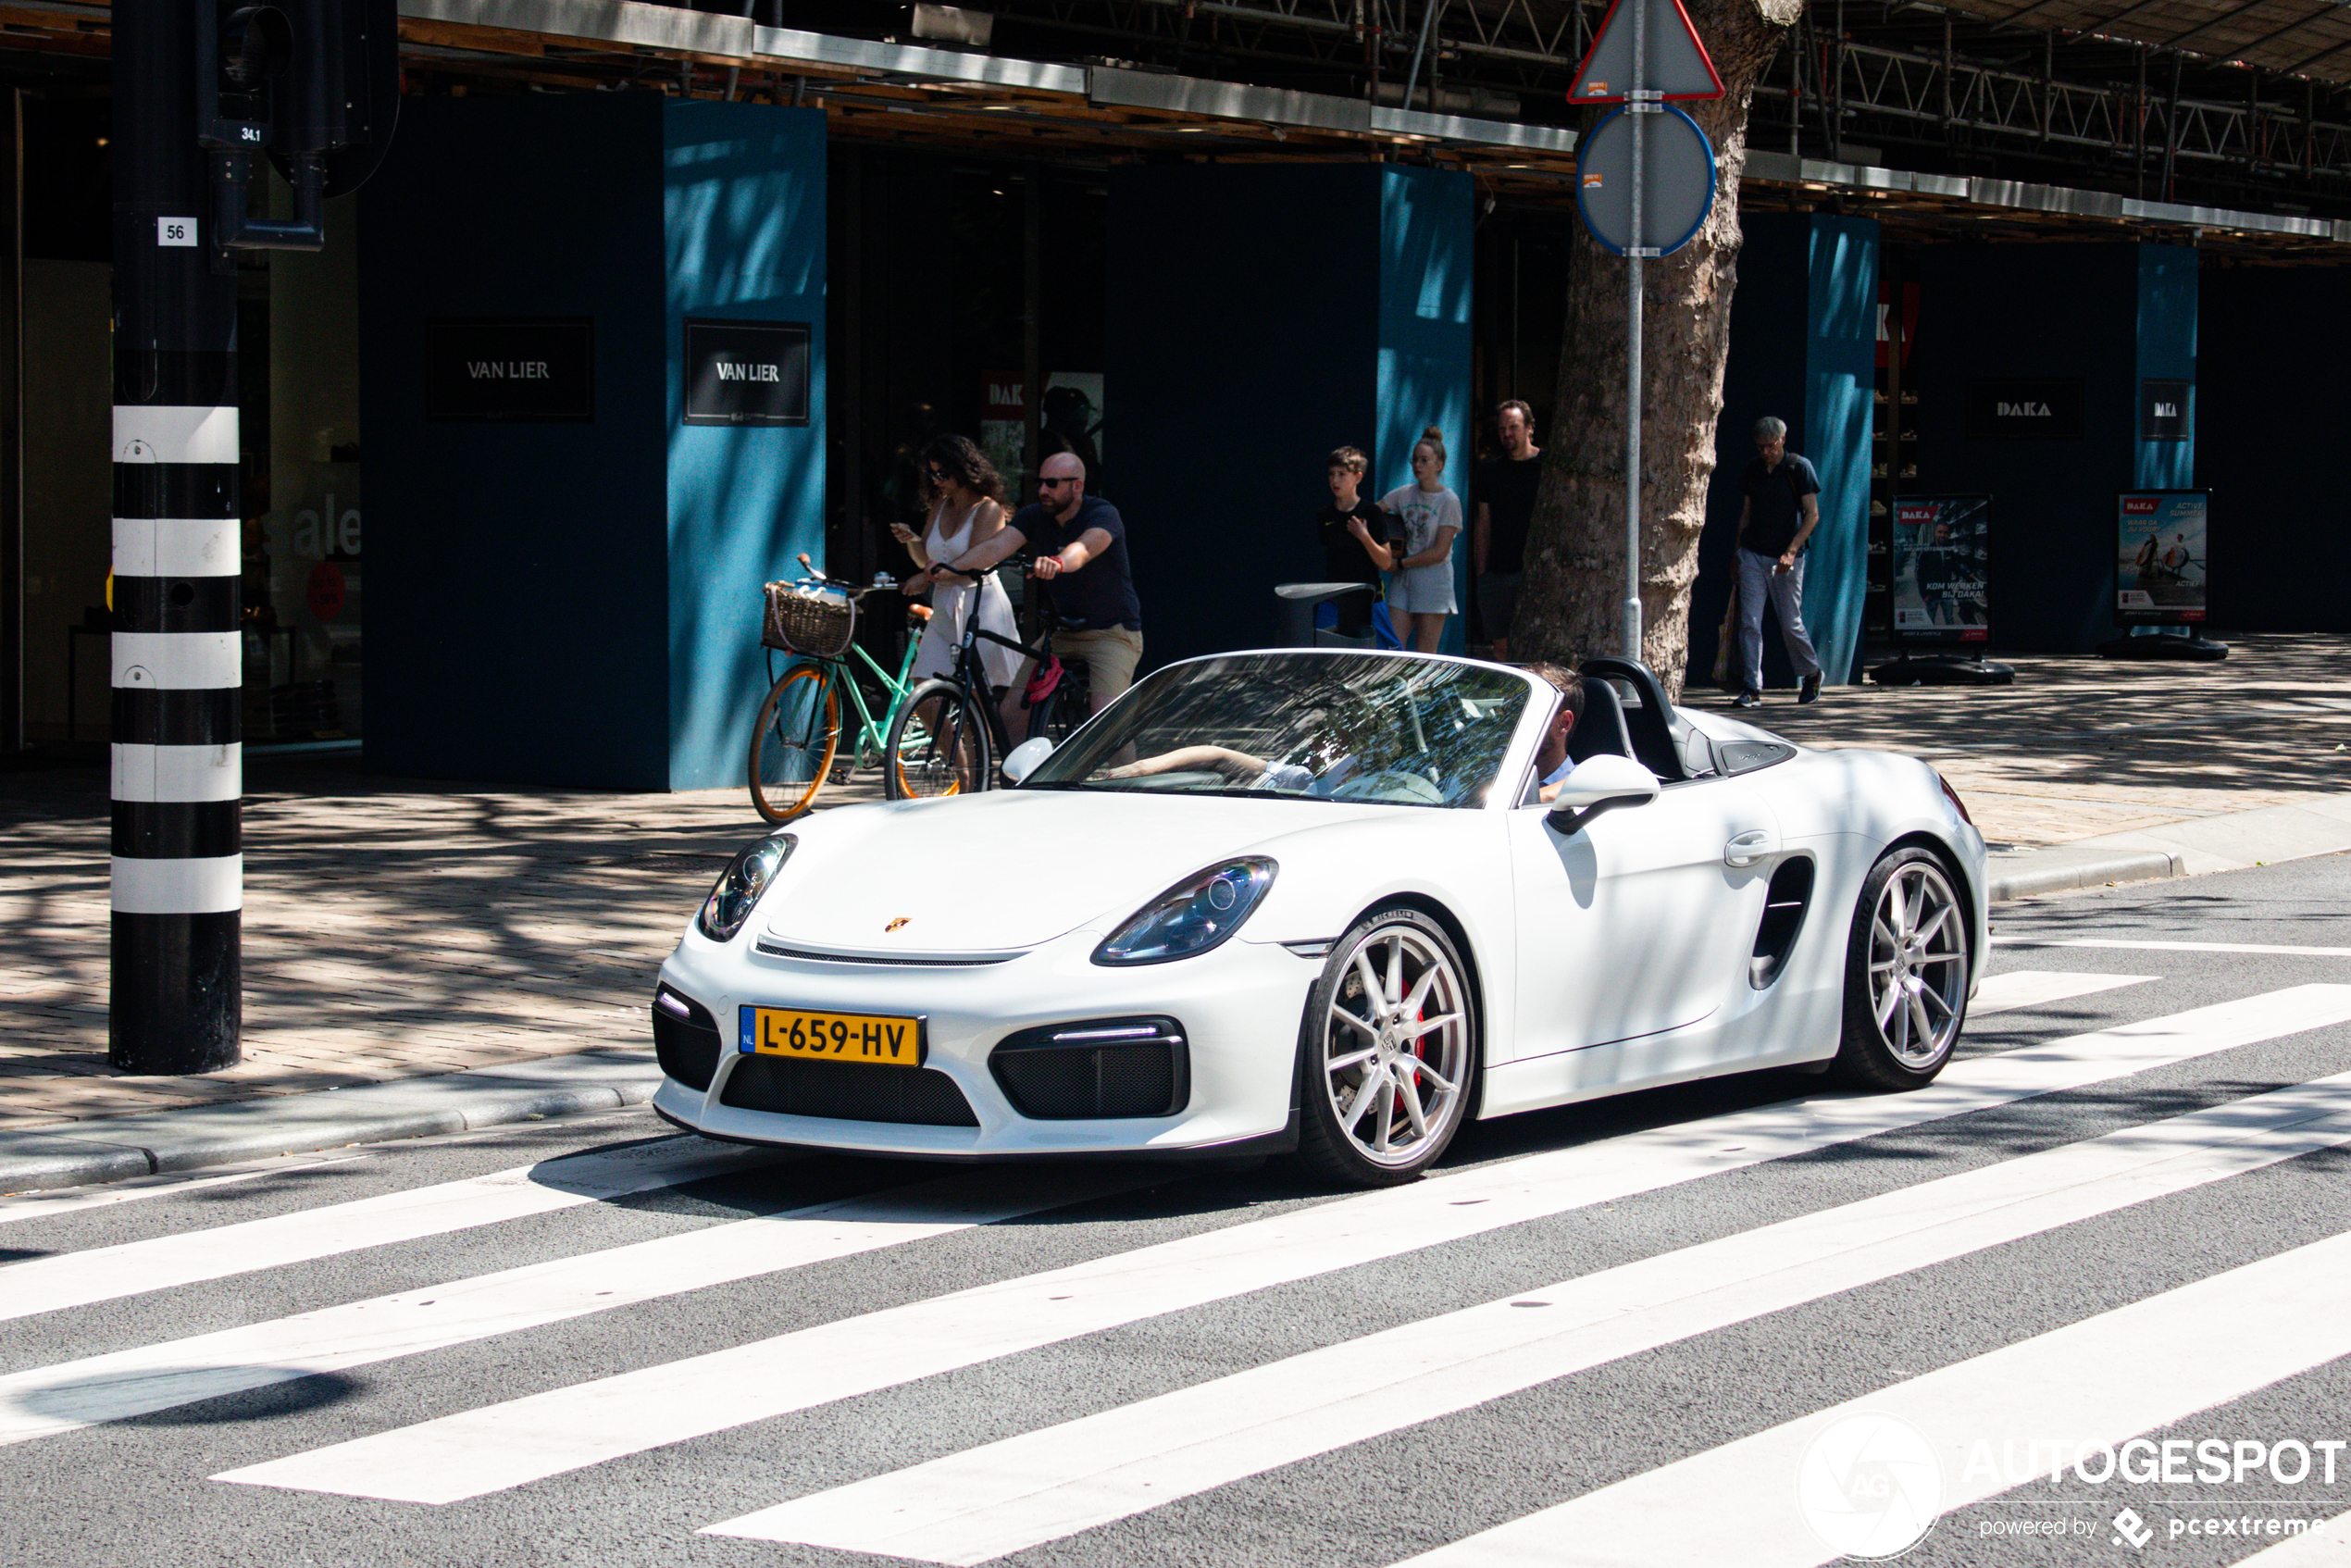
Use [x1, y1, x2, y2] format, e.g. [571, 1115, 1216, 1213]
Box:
[651, 922, 1318, 1158]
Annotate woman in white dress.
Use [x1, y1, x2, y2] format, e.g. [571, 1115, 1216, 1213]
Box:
[892, 435, 1023, 697]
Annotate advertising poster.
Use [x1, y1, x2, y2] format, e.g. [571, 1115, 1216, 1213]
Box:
[1889, 495, 1990, 642]
[2116, 490, 2208, 624]
[980, 370, 1027, 493]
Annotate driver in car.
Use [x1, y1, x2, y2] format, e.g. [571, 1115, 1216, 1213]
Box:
[1524, 663, 1585, 803]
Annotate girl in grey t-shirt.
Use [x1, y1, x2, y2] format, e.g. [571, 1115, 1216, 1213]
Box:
[1381, 426, 1463, 652]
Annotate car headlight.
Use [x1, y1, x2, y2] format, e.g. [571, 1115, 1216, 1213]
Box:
[1093, 858, 1276, 965]
[697, 833, 794, 943]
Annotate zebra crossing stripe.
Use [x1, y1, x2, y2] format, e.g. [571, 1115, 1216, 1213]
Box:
[1969, 969, 2155, 1014]
[0, 1138, 781, 1325]
[212, 985, 2351, 1506]
[1384, 1227, 2351, 1568]
[701, 1070, 2351, 1562]
[0, 1168, 1151, 1446]
[2000, 938, 2351, 958]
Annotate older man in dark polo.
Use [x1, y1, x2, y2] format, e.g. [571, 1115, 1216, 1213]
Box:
[907, 451, 1143, 736]
[1732, 416, 1824, 708]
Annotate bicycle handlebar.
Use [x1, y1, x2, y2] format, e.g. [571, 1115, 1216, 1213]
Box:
[792, 553, 900, 599]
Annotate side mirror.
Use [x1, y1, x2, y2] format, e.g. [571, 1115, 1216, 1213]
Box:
[1545, 754, 1661, 836]
[1001, 735, 1055, 784]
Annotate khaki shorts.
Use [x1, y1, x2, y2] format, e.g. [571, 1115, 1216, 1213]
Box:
[1036, 626, 1143, 707]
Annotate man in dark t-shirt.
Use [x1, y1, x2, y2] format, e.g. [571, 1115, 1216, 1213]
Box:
[914, 451, 1141, 725]
[1474, 401, 1543, 659]
[1316, 445, 1396, 637]
[1731, 416, 1825, 706]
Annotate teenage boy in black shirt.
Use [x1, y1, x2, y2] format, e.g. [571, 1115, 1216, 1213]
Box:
[1314, 445, 1396, 638]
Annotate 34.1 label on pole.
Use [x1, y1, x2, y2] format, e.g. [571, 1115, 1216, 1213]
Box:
[1567, 0, 1724, 102]
[1575, 105, 1716, 257]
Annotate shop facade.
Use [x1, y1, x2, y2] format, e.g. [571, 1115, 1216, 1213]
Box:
[5, 0, 2351, 785]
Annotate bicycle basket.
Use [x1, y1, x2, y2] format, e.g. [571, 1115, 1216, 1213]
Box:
[763, 582, 856, 657]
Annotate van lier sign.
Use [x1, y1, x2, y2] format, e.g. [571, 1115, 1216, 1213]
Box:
[684, 319, 811, 427]
[425, 318, 594, 422]
[1964, 378, 2085, 441]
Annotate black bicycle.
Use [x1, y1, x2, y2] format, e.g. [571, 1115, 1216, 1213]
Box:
[885, 558, 1092, 801]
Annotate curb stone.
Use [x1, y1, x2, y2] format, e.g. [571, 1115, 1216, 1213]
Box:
[0, 1051, 660, 1197]
[1986, 847, 2187, 903]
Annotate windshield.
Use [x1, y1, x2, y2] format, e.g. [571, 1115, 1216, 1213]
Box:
[1022, 653, 1531, 808]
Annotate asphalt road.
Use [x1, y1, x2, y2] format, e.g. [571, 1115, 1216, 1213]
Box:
[7, 857, 2351, 1567]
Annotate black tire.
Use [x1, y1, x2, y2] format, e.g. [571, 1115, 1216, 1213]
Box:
[1831, 845, 1971, 1089]
[1296, 905, 1480, 1187]
[747, 665, 839, 824]
[887, 678, 989, 801]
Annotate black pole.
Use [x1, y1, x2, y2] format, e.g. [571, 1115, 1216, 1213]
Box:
[110, 0, 243, 1073]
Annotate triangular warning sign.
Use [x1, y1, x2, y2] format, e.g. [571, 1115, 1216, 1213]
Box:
[1567, 0, 1724, 104]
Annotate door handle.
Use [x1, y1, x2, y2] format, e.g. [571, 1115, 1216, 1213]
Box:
[1723, 828, 1773, 868]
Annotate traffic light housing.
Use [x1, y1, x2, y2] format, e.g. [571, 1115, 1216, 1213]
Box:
[195, 0, 400, 257]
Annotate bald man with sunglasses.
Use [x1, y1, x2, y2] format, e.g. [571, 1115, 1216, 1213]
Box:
[910, 451, 1144, 726]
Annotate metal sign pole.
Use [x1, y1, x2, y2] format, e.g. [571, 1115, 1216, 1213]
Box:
[1623, 0, 1648, 661]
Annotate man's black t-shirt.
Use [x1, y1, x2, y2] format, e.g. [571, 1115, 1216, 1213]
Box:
[1475, 453, 1543, 575]
[1010, 494, 1141, 630]
[1739, 453, 1822, 557]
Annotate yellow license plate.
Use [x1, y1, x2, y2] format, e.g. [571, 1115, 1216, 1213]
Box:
[740, 1006, 925, 1066]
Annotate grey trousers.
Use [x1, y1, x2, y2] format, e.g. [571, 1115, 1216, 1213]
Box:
[1737, 546, 1822, 691]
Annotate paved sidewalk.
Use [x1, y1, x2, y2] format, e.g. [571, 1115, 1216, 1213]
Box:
[3, 631, 2347, 1192]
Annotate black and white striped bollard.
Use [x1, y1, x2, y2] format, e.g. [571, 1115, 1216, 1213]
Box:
[111, 0, 242, 1072]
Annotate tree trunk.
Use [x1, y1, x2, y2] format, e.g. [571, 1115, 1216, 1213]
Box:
[1512, 0, 1804, 698]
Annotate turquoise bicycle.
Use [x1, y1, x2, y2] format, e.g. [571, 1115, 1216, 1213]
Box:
[748, 554, 931, 823]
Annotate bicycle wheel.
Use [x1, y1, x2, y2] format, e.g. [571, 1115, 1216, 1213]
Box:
[888, 678, 988, 801]
[748, 664, 840, 824]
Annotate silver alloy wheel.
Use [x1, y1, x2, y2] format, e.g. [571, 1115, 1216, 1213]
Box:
[1321, 921, 1471, 1168]
[1866, 859, 1968, 1067]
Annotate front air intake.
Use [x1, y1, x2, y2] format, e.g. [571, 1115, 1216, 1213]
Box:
[989, 1016, 1189, 1120]
[652, 987, 722, 1091]
[719, 1054, 980, 1126]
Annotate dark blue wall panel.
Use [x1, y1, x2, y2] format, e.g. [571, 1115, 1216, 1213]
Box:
[2196, 266, 2345, 631]
[362, 96, 827, 790]
[2136, 245, 2197, 491]
[664, 102, 827, 790]
[1912, 243, 2178, 653]
[1690, 212, 1877, 690]
[1801, 215, 1879, 687]
[1376, 166, 1477, 653]
[1106, 162, 1471, 670]
[363, 94, 668, 788]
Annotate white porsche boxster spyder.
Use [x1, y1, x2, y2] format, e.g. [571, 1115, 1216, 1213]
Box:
[651, 649, 1986, 1187]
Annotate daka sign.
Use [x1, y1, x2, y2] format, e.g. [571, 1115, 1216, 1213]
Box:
[1963, 378, 2085, 441]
